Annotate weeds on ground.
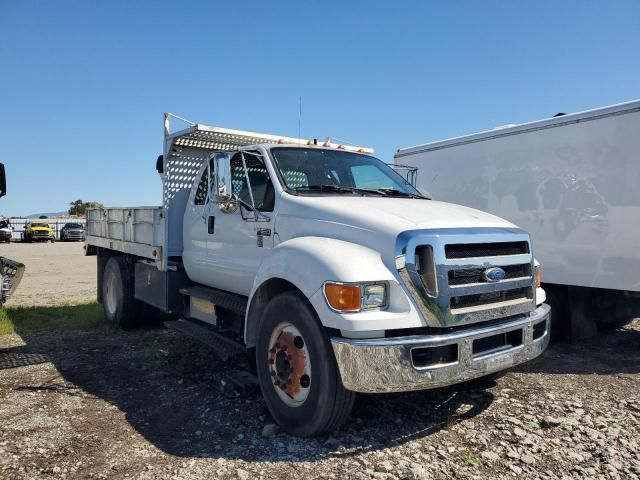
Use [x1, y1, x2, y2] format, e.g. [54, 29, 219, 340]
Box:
[0, 302, 103, 335]
[459, 450, 483, 466]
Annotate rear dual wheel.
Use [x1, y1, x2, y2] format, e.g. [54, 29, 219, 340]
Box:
[256, 291, 355, 437]
[102, 256, 143, 329]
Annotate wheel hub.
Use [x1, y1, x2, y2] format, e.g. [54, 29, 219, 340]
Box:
[104, 271, 118, 316]
[268, 324, 311, 406]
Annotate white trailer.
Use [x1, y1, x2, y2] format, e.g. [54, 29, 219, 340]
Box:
[395, 99, 640, 339]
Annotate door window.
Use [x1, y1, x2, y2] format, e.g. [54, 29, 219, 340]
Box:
[231, 153, 275, 212]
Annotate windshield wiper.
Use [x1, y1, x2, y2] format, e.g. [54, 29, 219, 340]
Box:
[294, 185, 384, 196]
[374, 188, 430, 199]
[293, 185, 429, 199]
[294, 185, 357, 194]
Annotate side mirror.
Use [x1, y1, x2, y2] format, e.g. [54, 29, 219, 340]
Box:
[0, 163, 6, 198]
[214, 152, 237, 214]
[156, 155, 164, 174]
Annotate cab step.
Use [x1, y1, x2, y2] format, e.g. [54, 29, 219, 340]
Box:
[180, 286, 248, 316]
[165, 318, 246, 362]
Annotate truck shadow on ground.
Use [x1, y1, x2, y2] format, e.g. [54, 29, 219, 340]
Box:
[3, 304, 638, 463]
[3, 304, 494, 462]
[514, 318, 640, 376]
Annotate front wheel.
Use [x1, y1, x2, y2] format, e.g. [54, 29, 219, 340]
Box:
[256, 291, 355, 437]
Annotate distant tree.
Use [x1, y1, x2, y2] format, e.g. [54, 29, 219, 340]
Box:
[68, 199, 104, 216]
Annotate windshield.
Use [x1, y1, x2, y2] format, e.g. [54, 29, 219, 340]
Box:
[270, 148, 425, 198]
[31, 223, 49, 228]
[65, 223, 83, 228]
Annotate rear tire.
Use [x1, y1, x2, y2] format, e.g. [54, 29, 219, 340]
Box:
[255, 291, 356, 437]
[102, 256, 140, 329]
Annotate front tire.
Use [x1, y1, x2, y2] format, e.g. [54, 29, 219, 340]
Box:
[256, 291, 355, 437]
[102, 256, 140, 329]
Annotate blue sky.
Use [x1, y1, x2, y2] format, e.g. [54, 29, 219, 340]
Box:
[1, 1, 638, 216]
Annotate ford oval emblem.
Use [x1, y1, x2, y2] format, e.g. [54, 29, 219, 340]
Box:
[483, 267, 506, 282]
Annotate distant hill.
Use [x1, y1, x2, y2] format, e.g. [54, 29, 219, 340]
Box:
[26, 211, 68, 219]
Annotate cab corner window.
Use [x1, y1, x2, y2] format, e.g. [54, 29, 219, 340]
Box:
[194, 168, 208, 205]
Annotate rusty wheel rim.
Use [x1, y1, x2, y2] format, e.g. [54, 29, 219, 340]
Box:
[267, 322, 311, 407]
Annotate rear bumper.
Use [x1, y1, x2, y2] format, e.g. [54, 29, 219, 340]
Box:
[331, 303, 550, 393]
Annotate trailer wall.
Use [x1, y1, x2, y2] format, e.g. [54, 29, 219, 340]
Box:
[396, 101, 640, 293]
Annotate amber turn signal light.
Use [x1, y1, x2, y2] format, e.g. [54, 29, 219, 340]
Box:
[324, 283, 361, 312]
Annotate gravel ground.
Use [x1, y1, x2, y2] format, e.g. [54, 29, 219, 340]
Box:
[0, 243, 639, 479]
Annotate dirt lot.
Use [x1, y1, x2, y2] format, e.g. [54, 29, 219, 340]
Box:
[0, 243, 639, 479]
[0, 242, 96, 305]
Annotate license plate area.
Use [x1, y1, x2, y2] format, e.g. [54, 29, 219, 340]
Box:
[483, 351, 515, 372]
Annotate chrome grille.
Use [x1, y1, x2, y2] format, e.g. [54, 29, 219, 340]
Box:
[448, 263, 531, 285]
[444, 241, 529, 259]
[450, 287, 532, 310]
[396, 228, 536, 328]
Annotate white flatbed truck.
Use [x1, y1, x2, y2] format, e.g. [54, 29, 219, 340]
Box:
[395, 99, 640, 340]
[85, 114, 550, 436]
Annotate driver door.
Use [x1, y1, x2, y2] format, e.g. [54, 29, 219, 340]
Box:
[206, 151, 276, 296]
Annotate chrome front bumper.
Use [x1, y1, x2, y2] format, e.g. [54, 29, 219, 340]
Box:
[331, 303, 550, 393]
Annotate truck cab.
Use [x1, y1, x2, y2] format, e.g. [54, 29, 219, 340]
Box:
[86, 116, 550, 436]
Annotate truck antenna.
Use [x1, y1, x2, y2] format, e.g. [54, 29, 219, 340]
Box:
[298, 96, 303, 144]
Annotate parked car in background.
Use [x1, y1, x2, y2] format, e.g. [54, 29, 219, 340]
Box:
[23, 221, 55, 242]
[0, 219, 12, 243]
[60, 222, 85, 241]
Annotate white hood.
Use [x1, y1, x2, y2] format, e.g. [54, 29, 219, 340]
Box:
[277, 195, 519, 261]
[281, 195, 516, 234]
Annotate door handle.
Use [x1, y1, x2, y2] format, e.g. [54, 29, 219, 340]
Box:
[208, 216, 215, 234]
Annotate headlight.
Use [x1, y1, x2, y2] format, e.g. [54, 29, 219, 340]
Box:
[362, 284, 386, 309]
[535, 264, 542, 288]
[323, 282, 387, 313]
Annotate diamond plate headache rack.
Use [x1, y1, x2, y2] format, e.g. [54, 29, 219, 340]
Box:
[163, 112, 374, 154]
